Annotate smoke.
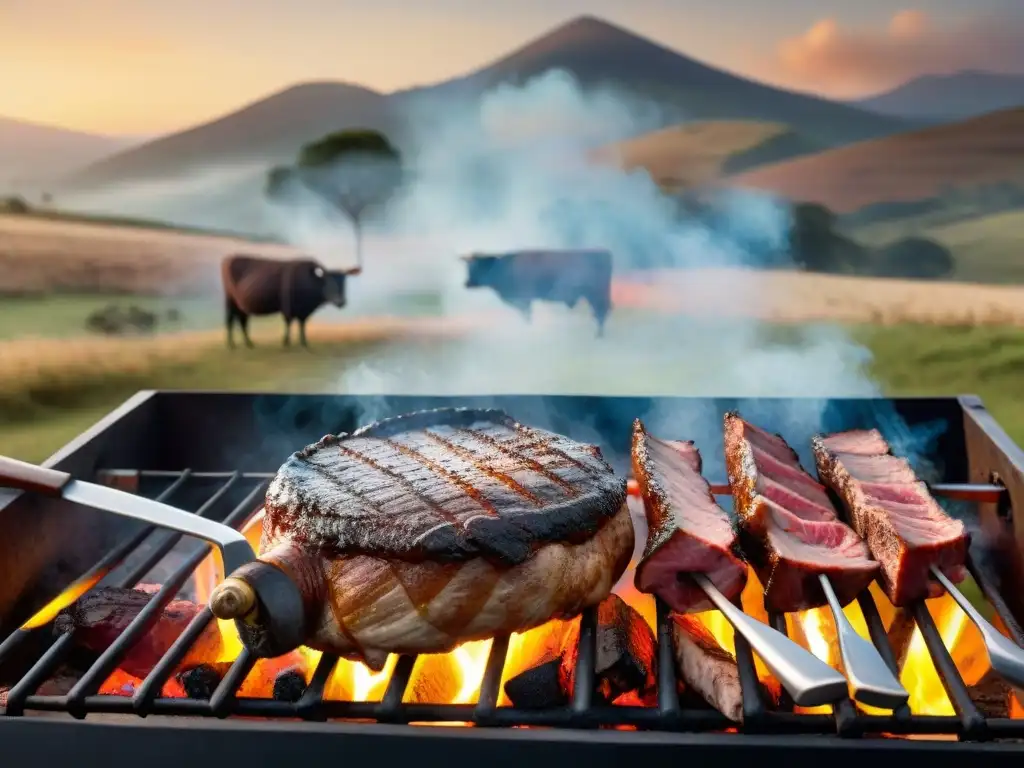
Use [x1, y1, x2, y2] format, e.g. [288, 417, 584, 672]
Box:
[321, 70, 948, 472]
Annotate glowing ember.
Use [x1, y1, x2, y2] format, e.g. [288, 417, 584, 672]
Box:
[33, 502, 1017, 731]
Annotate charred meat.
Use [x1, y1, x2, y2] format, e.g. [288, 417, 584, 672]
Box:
[53, 585, 223, 679]
[812, 429, 969, 606]
[631, 419, 747, 612]
[503, 594, 656, 708]
[724, 413, 878, 613]
[670, 614, 744, 722]
[215, 408, 634, 667]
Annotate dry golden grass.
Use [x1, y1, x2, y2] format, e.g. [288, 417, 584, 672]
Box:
[0, 317, 468, 401]
[592, 120, 790, 189]
[723, 107, 1024, 213]
[0, 213, 302, 295]
[611, 268, 1024, 327]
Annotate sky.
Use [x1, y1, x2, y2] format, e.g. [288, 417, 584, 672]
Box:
[2, 0, 1023, 136]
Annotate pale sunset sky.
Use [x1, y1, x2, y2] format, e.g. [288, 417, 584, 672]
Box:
[2, 0, 1023, 136]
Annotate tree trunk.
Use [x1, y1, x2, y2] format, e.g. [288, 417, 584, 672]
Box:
[352, 216, 363, 270]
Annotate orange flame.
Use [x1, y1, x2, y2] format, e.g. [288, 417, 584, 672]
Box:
[75, 505, 1017, 731]
[20, 567, 110, 630]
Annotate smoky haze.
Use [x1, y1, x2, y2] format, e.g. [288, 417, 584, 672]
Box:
[63, 69, 945, 472]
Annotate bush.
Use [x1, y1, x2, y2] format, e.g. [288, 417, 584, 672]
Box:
[0, 196, 30, 214]
[871, 237, 955, 280]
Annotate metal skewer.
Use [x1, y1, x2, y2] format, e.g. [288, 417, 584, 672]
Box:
[818, 574, 909, 708]
[930, 565, 1024, 689]
[693, 573, 849, 708]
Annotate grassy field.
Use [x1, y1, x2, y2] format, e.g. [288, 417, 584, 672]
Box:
[849, 208, 1024, 285]
[2, 319, 1023, 464]
[0, 318, 468, 462]
[15, 207, 281, 244]
[0, 212, 301, 296]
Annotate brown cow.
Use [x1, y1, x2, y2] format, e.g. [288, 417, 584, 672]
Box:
[221, 254, 360, 348]
[461, 249, 614, 336]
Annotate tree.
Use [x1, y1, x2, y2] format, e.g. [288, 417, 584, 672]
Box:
[266, 129, 402, 269]
[871, 237, 955, 280]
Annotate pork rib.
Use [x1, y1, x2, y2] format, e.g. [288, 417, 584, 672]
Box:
[247, 408, 634, 668]
[724, 413, 878, 613]
[631, 419, 746, 612]
[812, 428, 969, 606]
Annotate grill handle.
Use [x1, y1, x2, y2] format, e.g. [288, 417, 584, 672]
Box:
[210, 560, 309, 658]
[0, 454, 257, 585]
[693, 573, 849, 707]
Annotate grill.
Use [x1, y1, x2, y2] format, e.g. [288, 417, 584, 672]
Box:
[1, 391, 1023, 766]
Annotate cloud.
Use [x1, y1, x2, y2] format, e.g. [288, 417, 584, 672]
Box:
[773, 9, 1024, 97]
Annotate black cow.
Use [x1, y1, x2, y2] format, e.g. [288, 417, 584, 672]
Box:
[462, 249, 614, 336]
[221, 254, 360, 348]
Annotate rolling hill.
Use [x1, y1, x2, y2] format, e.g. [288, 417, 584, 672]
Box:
[0, 117, 144, 186]
[852, 71, 1024, 123]
[593, 120, 825, 189]
[722, 107, 1024, 214]
[64, 16, 908, 190]
[67, 82, 397, 189]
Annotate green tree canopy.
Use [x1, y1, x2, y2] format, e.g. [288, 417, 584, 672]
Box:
[265, 128, 403, 269]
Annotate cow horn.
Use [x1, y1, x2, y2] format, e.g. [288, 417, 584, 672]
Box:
[458, 253, 476, 261]
[344, 266, 363, 276]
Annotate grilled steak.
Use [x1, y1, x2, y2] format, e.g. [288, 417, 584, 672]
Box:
[248, 408, 633, 668]
[812, 429, 969, 606]
[724, 413, 878, 613]
[670, 614, 743, 722]
[631, 419, 747, 613]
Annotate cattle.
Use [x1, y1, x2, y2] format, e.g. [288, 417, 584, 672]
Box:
[461, 249, 614, 336]
[221, 254, 360, 348]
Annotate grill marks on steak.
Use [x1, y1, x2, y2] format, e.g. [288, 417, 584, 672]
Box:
[256, 408, 634, 667]
[264, 408, 626, 565]
[630, 419, 747, 613]
[812, 429, 969, 606]
[724, 413, 878, 613]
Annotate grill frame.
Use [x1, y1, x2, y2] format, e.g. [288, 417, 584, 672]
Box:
[1, 391, 1023, 757]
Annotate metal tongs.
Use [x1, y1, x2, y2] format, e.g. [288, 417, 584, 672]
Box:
[0, 455, 257, 584]
[692, 574, 849, 707]
[930, 565, 1024, 689]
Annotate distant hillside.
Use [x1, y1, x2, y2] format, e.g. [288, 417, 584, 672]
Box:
[63, 16, 908, 190]
[0, 117, 143, 186]
[852, 71, 1024, 122]
[592, 120, 824, 189]
[67, 82, 397, 189]
[722, 107, 1024, 213]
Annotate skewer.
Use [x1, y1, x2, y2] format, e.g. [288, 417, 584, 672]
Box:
[625, 479, 1005, 503]
[692, 573, 848, 708]
[930, 565, 1024, 689]
[817, 574, 909, 709]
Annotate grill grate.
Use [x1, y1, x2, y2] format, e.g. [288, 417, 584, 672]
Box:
[0, 468, 1022, 742]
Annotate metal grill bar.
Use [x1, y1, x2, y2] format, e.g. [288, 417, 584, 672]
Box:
[61, 473, 244, 717]
[98, 471, 1007, 503]
[4, 468, 1023, 742]
[910, 602, 987, 739]
[133, 481, 268, 714]
[655, 598, 680, 717]
[0, 471, 193, 666]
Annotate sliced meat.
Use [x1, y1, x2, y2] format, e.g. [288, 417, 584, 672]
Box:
[724, 413, 878, 613]
[631, 419, 747, 613]
[670, 614, 743, 722]
[220, 408, 634, 666]
[813, 429, 969, 606]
